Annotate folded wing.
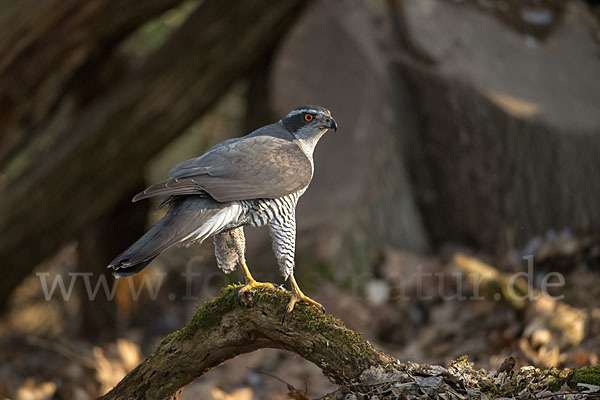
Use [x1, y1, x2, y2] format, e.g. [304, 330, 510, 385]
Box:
[132, 135, 312, 203]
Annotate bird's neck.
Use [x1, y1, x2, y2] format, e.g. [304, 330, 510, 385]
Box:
[292, 129, 328, 158]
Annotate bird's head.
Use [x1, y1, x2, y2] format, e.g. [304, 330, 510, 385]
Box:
[281, 105, 337, 145]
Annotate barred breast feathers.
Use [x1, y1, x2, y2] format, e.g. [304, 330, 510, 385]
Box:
[243, 192, 300, 228]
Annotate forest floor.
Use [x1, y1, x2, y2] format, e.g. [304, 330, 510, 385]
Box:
[1, 232, 599, 399]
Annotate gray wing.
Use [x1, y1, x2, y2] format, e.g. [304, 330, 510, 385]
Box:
[132, 135, 312, 203]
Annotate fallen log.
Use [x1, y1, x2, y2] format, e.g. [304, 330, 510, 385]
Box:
[100, 286, 600, 399]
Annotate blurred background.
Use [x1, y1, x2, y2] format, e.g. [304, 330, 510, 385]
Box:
[1, 0, 600, 398]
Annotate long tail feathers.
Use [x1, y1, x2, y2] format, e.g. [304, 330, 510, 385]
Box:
[108, 197, 237, 278]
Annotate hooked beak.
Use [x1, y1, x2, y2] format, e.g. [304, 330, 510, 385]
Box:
[327, 117, 337, 131]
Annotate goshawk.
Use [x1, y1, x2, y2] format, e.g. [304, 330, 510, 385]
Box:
[108, 105, 337, 317]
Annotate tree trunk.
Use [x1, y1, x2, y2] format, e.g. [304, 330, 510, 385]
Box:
[0, 0, 306, 308]
[75, 178, 149, 341]
[243, 51, 277, 134]
[99, 286, 599, 400]
[391, 0, 600, 253]
[0, 0, 184, 167]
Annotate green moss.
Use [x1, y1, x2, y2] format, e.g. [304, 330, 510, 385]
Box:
[178, 285, 239, 338]
[570, 365, 600, 387]
[161, 284, 288, 345]
[449, 355, 472, 372]
[284, 301, 374, 358]
[158, 284, 241, 346]
[235, 283, 374, 357]
[159, 331, 178, 346]
[249, 285, 290, 305]
[157, 283, 376, 363]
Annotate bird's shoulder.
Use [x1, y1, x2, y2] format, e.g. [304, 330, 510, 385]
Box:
[168, 122, 309, 179]
[133, 123, 313, 203]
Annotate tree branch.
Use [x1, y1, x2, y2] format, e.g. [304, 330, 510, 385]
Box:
[101, 286, 600, 400]
[100, 286, 395, 399]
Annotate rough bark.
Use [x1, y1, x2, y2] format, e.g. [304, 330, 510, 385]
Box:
[100, 286, 600, 400]
[0, 0, 184, 167]
[0, 0, 305, 307]
[243, 50, 277, 135]
[391, 0, 600, 253]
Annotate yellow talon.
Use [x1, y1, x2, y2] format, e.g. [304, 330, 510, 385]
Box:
[283, 275, 325, 322]
[237, 260, 277, 297]
[237, 279, 276, 294]
[286, 291, 324, 313]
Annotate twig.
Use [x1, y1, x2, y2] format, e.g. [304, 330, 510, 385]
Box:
[26, 335, 96, 369]
[250, 368, 309, 400]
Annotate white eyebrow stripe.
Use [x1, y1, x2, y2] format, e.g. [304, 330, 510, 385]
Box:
[286, 109, 321, 117]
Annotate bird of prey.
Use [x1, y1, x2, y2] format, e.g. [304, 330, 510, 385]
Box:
[108, 105, 337, 317]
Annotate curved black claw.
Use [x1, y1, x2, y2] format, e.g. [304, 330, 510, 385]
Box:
[235, 286, 244, 303]
[282, 305, 292, 323]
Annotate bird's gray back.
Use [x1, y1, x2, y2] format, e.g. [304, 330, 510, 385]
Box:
[169, 122, 296, 176]
[132, 123, 312, 204]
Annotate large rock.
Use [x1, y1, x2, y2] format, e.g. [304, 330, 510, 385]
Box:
[397, 0, 600, 252]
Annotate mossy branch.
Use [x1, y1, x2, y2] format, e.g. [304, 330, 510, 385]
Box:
[99, 286, 600, 400]
[99, 286, 395, 400]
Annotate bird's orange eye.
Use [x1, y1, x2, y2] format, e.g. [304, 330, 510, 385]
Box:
[304, 114, 313, 122]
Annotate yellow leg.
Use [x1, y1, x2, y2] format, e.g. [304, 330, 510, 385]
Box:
[284, 274, 325, 320]
[237, 260, 276, 294]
